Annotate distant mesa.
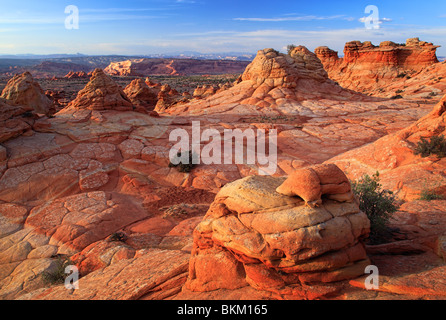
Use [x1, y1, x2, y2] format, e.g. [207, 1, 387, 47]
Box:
[64, 71, 90, 79]
[104, 58, 250, 77]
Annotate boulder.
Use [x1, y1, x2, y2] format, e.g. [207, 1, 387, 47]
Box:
[1, 72, 53, 114]
[186, 173, 370, 299]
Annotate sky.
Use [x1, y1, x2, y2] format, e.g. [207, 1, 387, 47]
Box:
[0, 0, 446, 56]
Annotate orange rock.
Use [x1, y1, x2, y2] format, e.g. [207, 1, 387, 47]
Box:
[1, 72, 53, 114]
[65, 69, 133, 111]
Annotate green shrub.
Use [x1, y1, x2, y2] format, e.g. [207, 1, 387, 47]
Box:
[287, 44, 296, 55]
[414, 135, 446, 158]
[41, 256, 72, 285]
[352, 172, 399, 244]
[419, 188, 444, 201]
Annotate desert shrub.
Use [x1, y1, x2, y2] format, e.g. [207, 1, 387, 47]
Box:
[396, 72, 407, 78]
[414, 135, 446, 158]
[390, 94, 403, 100]
[287, 44, 296, 55]
[169, 150, 196, 173]
[41, 256, 72, 285]
[352, 172, 399, 244]
[109, 231, 127, 242]
[419, 188, 444, 201]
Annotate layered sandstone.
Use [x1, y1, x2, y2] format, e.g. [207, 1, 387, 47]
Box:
[0, 98, 33, 143]
[123, 78, 159, 111]
[1, 72, 53, 114]
[315, 38, 441, 95]
[186, 169, 370, 299]
[104, 58, 250, 77]
[64, 68, 133, 111]
[164, 47, 369, 115]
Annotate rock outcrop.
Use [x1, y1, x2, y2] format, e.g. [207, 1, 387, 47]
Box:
[329, 94, 446, 201]
[186, 170, 370, 299]
[1, 72, 53, 114]
[64, 69, 133, 111]
[315, 38, 441, 95]
[123, 78, 159, 111]
[165, 47, 370, 115]
[0, 98, 33, 143]
[64, 71, 89, 79]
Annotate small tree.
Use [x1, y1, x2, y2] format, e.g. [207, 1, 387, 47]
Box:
[414, 135, 446, 158]
[352, 172, 399, 244]
[287, 44, 296, 55]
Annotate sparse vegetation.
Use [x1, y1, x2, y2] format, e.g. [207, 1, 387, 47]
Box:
[169, 150, 196, 173]
[352, 172, 399, 244]
[109, 231, 127, 242]
[41, 256, 72, 285]
[390, 94, 403, 100]
[414, 134, 446, 158]
[419, 188, 444, 201]
[287, 44, 297, 55]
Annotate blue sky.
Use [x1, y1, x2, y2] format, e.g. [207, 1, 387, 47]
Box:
[0, 0, 446, 56]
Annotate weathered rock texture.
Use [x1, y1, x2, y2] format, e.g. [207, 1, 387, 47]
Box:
[164, 47, 371, 115]
[1, 72, 53, 114]
[124, 78, 159, 111]
[315, 38, 441, 96]
[0, 98, 33, 143]
[329, 94, 446, 201]
[65, 68, 133, 111]
[186, 171, 370, 299]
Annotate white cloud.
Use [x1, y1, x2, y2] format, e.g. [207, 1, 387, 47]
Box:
[234, 15, 352, 22]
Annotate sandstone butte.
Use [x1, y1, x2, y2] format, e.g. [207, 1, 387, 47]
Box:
[0, 40, 445, 301]
[315, 38, 446, 98]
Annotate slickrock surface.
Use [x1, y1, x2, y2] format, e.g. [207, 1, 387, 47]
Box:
[1, 40, 446, 300]
[329, 94, 446, 201]
[1, 72, 53, 114]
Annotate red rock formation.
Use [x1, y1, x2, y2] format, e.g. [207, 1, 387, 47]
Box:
[65, 68, 133, 111]
[186, 172, 370, 299]
[123, 78, 159, 111]
[64, 71, 88, 79]
[154, 84, 183, 112]
[164, 47, 370, 115]
[0, 98, 33, 143]
[315, 38, 440, 95]
[1, 72, 53, 114]
[104, 58, 250, 77]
